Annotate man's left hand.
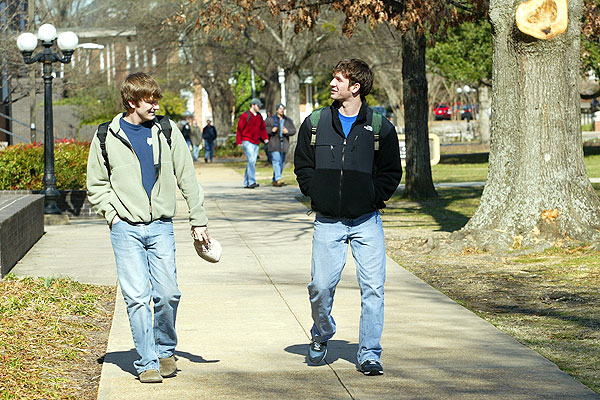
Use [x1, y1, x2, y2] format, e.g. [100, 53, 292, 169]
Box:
[191, 226, 210, 244]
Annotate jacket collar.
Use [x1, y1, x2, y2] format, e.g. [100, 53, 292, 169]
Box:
[330, 99, 369, 137]
[107, 113, 162, 165]
[108, 113, 162, 140]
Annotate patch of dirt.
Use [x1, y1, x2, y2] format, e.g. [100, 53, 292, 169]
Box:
[66, 298, 115, 400]
[57, 288, 116, 400]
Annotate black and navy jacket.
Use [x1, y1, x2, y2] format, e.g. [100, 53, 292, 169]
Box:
[294, 100, 402, 219]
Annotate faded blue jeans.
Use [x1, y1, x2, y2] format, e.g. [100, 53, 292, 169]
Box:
[271, 151, 286, 182]
[110, 219, 181, 375]
[204, 140, 214, 162]
[308, 211, 386, 365]
[242, 140, 259, 187]
[191, 144, 200, 161]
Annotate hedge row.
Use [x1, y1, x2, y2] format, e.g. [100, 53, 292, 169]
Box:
[0, 140, 90, 190]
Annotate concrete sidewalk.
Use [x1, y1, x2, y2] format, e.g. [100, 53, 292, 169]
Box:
[12, 163, 599, 399]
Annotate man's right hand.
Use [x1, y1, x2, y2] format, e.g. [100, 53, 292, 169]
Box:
[272, 127, 278, 132]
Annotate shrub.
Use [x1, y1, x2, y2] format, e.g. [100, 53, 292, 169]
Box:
[159, 90, 187, 121]
[56, 85, 122, 126]
[214, 135, 244, 158]
[0, 140, 90, 190]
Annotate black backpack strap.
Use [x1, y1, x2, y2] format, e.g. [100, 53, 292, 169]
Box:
[156, 115, 172, 148]
[96, 122, 111, 177]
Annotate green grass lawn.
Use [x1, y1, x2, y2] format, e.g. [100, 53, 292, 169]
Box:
[226, 151, 600, 186]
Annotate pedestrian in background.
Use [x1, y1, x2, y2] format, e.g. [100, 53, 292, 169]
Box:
[86, 72, 210, 383]
[189, 119, 202, 162]
[294, 59, 402, 376]
[236, 98, 268, 188]
[202, 119, 217, 163]
[265, 103, 296, 186]
[181, 120, 191, 150]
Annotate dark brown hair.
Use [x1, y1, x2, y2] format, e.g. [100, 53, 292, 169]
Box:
[120, 72, 163, 111]
[333, 59, 374, 98]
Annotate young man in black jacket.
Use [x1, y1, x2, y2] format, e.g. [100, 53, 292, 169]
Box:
[294, 59, 402, 375]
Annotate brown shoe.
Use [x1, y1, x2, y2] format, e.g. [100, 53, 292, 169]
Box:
[272, 181, 278, 186]
[276, 180, 285, 187]
[159, 355, 177, 377]
[139, 369, 163, 383]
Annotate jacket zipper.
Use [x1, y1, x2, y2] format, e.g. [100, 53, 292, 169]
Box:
[339, 138, 346, 214]
[149, 126, 163, 218]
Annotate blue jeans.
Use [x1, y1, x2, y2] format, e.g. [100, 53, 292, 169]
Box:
[271, 151, 286, 182]
[204, 140, 214, 161]
[308, 211, 386, 365]
[242, 140, 259, 187]
[192, 144, 200, 161]
[110, 219, 181, 375]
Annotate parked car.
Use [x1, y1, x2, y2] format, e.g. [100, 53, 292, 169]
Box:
[433, 103, 452, 120]
[460, 104, 474, 121]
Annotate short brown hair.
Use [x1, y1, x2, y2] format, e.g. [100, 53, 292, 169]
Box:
[333, 59, 373, 98]
[120, 72, 163, 111]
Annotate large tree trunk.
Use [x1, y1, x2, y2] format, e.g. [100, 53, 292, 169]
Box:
[285, 68, 301, 167]
[402, 25, 437, 199]
[477, 84, 491, 144]
[458, 0, 600, 250]
[203, 78, 235, 143]
[262, 71, 282, 115]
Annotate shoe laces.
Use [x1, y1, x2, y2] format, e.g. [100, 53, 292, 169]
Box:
[311, 340, 325, 351]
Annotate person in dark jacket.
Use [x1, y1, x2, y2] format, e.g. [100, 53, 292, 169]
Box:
[265, 104, 296, 186]
[180, 121, 191, 149]
[201, 119, 217, 163]
[294, 59, 402, 376]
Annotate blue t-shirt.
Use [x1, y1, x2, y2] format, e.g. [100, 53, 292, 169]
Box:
[338, 111, 357, 137]
[120, 118, 156, 200]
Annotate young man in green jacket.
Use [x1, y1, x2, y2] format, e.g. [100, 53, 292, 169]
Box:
[86, 72, 210, 383]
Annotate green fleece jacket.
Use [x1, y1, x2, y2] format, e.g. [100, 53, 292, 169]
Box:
[86, 113, 208, 227]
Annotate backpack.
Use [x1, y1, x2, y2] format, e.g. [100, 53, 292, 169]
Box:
[96, 115, 172, 176]
[309, 107, 383, 150]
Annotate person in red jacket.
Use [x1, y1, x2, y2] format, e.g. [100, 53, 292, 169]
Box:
[236, 98, 269, 188]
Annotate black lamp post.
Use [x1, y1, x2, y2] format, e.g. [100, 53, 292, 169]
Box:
[17, 24, 78, 214]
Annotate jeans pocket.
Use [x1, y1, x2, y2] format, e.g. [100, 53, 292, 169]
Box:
[110, 220, 122, 231]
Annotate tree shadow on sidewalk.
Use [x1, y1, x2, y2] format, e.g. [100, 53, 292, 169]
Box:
[284, 340, 359, 367]
[101, 349, 219, 376]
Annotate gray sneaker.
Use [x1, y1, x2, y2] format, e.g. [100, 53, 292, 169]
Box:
[359, 360, 383, 376]
[159, 355, 177, 377]
[139, 369, 163, 383]
[307, 339, 327, 364]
